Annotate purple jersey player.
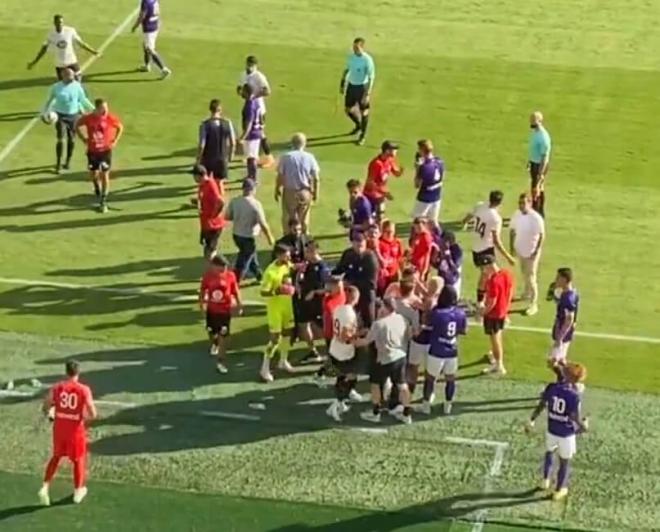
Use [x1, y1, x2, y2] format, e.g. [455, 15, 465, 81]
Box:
[131, 0, 171, 78]
[548, 267, 579, 363]
[527, 362, 588, 501]
[412, 139, 445, 224]
[436, 231, 463, 300]
[239, 85, 264, 180]
[420, 285, 466, 415]
[346, 179, 373, 239]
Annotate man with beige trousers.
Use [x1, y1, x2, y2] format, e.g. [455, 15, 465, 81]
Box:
[510, 192, 545, 316]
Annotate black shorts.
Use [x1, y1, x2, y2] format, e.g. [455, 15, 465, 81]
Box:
[56, 63, 81, 80]
[200, 229, 221, 251]
[355, 288, 376, 327]
[202, 158, 229, 181]
[331, 355, 356, 376]
[483, 317, 505, 335]
[344, 83, 368, 110]
[87, 150, 112, 171]
[55, 113, 78, 140]
[206, 311, 231, 336]
[297, 297, 323, 327]
[472, 248, 495, 268]
[370, 357, 407, 386]
[529, 161, 549, 188]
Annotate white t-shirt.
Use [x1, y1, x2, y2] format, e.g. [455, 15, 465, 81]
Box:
[510, 209, 545, 258]
[45, 26, 81, 67]
[238, 69, 270, 112]
[471, 202, 503, 252]
[329, 304, 357, 361]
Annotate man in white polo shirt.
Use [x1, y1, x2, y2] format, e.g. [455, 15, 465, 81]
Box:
[510, 192, 545, 316]
[28, 14, 99, 80]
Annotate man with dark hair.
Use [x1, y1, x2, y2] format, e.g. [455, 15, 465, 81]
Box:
[333, 231, 379, 327]
[346, 179, 374, 239]
[39, 360, 96, 506]
[363, 141, 403, 220]
[273, 219, 309, 266]
[435, 230, 463, 299]
[356, 297, 412, 424]
[75, 98, 124, 212]
[196, 99, 236, 191]
[131, 0, 172, 78]
[239, 84, 264, 181]
[339, 37, 376, 145]
[192, 164, 225, 258]
[199, 255, 242, 374]
[547, 267, 579, 364]
[412, 139, 445, 225]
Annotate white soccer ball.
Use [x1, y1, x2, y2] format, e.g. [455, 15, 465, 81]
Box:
[41, 111, 58, 125]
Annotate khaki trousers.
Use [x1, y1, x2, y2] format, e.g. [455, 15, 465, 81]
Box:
[520, 253, 541, 304]
[282, 188, 312, 235]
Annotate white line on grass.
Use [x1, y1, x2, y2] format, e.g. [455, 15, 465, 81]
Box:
[0, 7, 140, 165]
[1, 276, 658, 344]
[471, 441, 508, 532]
[199, 411, 261, 421]
[96, 399, 138, 408]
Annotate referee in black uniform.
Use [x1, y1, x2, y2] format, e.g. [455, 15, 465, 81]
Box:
[196, 99, 236, 193]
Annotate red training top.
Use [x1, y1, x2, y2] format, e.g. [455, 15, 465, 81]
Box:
[323, 290, 347, 339]
[378, 236, 403, 279]
[200, 269, 239, 314]
[485, 269, 514, 319]
[50, 379, 93, 440]
[198, 177, 225, 231]
[410, 230, 434, 276]
[77, 112, 123, 153]
[363, 155, 400, 201]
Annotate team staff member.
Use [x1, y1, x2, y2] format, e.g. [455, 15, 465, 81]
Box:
[275, 133, 320, 235]
[509, 193, 545, 316]
[273, 219, 310, 265]
[333, 231, 379, 327]
[199, 255, 243, 374]
[196, 99, 236, 193]
[28, 14, 98, 80]
[192, 164, 225, 258]
[363, 141, 403, 220]
[480, 256, 514, 376]
[75, 99, 123, 213]
[42, 67, 94, 174]
[339, 37, 375, 146]
[528, 111, 551, 217]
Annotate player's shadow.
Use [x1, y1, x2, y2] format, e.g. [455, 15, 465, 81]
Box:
[0, 165, 54, 179]
[267, 488, 546, 532]
[0, 76, 53, 92]
[0, 111, 36, 122]
[306, 139, 357, 148]
[142, 148, 197, 161]
[85, 69, 160, 84]
[0, 497, 73, 522]
[24, 164, 186, 186]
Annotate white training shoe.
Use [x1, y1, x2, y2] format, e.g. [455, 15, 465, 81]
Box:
[482, 364, 498, 374]
[73, 486, 88, 504]
[524, 304, 539, 316]
[260, 370, 274, 383]
[417, 401, 431, 415]
[216, 362, 228, 374]
[360, 410, 381, 423]
[38, 485, 50, 506]
[393, 410, 412, 424]
[5, 380, 14, 391]
[160, 67, 172, 79]
[540, 478, 551, 491]
[443, 402, 453, 415]
[348, 389, 363, 402]
[278, 360, 294, 373]
[338, 401, 350, 414]
[326, 401, 342, 422]
[313, 374, 329, 388]
[210, 344, 219, 356]
[388, 404, 404, 417]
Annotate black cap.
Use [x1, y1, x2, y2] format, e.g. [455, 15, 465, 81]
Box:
[476, 254, 496, 267]
[191, 164, 207, 177]
[381, 140, 399, 152]
[246, 55, 258, 65]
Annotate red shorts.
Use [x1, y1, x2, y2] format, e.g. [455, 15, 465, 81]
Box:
[53, 433, 87, 460]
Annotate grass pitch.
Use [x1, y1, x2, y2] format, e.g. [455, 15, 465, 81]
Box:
[1, 0, 660, 530]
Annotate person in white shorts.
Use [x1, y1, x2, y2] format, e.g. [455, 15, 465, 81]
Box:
[237, 56, 273, 167]
[411, 139, 445, 225]
[462, 190, 515, 309]
[325, 286, 362, 422]
[28, 14, 99, 80]
[131, 0, 172, 78]
[421, 285, 467, 415]
[239, 85, 265, 181]
[509, 192, 545, 316]
[547, 267, 579, 363]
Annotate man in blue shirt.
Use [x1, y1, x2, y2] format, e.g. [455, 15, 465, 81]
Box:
[42, 67, 94, 173]
[528, 111, 552, 217]
[339, 37, 375, 146]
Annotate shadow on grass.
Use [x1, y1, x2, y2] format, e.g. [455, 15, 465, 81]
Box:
[0, 76, 53, 92]
[0, 111, 36, 123]
[0, 496, 72, 522]
[85, 69, 160, 84]
[23, 163, 187, 186]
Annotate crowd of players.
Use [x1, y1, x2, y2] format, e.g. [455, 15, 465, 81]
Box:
[29, 4, 587, 508]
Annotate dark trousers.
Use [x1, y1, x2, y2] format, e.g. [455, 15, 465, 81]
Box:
[529, 162, 547, 218]
[233, 234, 262, 281]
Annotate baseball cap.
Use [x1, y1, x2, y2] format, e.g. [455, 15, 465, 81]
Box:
[191, 164, 207, 177]
[381, 140, 399, 152]
[242, 178, 257, 191]
[476, 254, 496, 267]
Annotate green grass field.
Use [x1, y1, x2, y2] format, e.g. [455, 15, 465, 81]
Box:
[1, 0, 659, 530]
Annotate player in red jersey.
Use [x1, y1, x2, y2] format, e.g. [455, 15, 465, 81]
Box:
[75, 98, 124, 213]
[200, 255, 243, 373]
[193, 164, 225, 258]
[363, 141, 403, 221]
[408, 217, 435, 280]
[315, 274, 347, 382]
[377, 219, 403, 295]
[39, 360, 96, 506]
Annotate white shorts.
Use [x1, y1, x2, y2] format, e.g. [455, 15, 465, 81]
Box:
[256, 97, 267, 115]
[411, 200, 441, 223]
[548, 341, 571, 362]
[143, 31, 159, 51]
[243, 139, 261, 158]
[452, 277, 462, 300]
[545, 432, 576, 459]
[426, 355, 458, 378]
[408, 341, 429, 366]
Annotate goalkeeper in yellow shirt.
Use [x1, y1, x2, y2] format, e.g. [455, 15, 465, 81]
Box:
[259, 244, 296, 381]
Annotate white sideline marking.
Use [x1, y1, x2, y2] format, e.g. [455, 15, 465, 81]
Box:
[0, 8, 140, 165]
[199, 410, 261, 421]
[350, 427, 388, 435]
[0, 389, 37, 398]
[445, 436, 511, 449]
[471, 441, 508, 532]
[96, 400, 137, 408]
[1, 275, 658, 344]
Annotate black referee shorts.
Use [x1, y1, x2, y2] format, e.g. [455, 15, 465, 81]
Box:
[344, 83, 369, 111]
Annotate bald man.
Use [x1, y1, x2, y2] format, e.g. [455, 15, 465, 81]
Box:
[528, 111, 552, 218]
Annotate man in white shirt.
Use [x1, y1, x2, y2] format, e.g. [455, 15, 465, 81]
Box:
[462, 190, 515, 309]
[237, 56, 273, 167]
[510, 193, 545, 316]
[28, 15, 98, 80]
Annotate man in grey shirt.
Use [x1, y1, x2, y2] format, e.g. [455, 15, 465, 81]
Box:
[275, 132, 320, 235]
[355, 297, 412, 424]
[225, 178, 275, 282]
